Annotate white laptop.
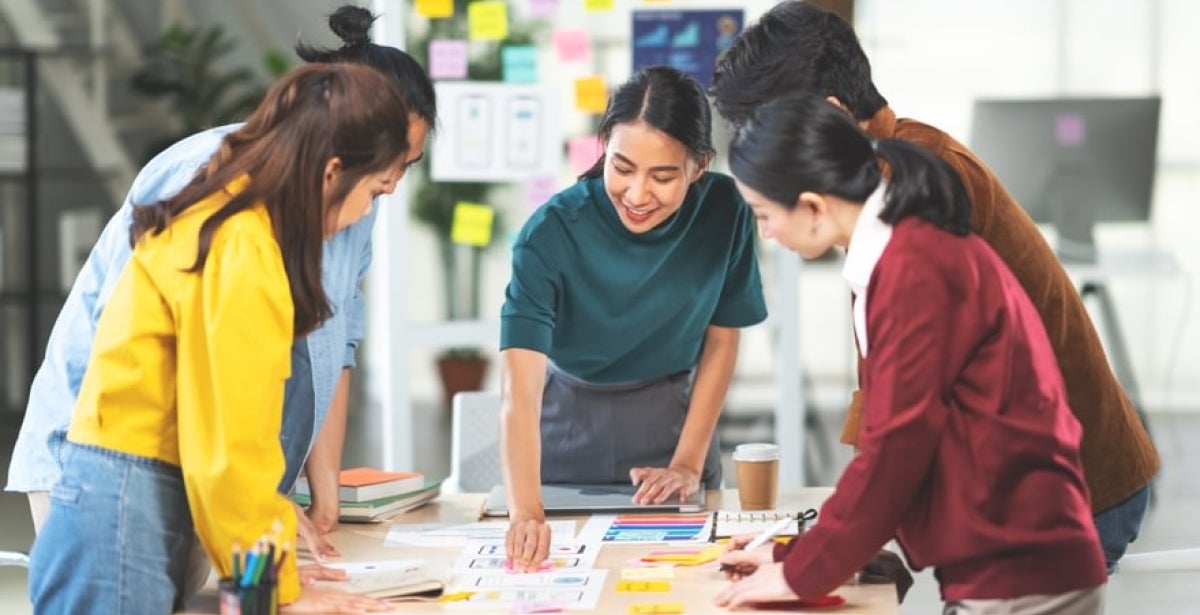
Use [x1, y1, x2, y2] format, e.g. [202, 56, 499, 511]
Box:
[481, 483, 705, 517]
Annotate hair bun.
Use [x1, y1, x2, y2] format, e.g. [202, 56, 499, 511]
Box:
[328, 5, 375, 48]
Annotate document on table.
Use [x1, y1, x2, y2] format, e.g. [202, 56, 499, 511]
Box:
[453, 540, 599, 573]
[445, 570, 609, 610]
[576, 513, 714, 545]
[384, 520, 577, 547]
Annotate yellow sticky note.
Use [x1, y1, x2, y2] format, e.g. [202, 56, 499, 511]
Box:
[628, 603, 685, 615]
[585, 0, 615, 11]
[574, 76, 608, 114]
[616, 580, 672, 592]
[621, 566, 676, 580]
[468, 1, 508, 41]
[416, 0, 453, 18]
[451, 202, 495, 247]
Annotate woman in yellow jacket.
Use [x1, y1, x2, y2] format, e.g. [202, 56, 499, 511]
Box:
[29, 63, 411, 614]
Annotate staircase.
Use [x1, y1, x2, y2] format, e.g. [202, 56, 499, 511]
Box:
[0, 0, 184, 207]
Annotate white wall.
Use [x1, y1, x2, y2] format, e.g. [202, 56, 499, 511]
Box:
[855, 0, 1200, 411]
[397, 0, 1200, 414]
[199, 0, 1198, 414]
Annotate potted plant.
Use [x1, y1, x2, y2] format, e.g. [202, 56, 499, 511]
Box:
[130, 23, 289, 162]
[408, 3, 541, 409]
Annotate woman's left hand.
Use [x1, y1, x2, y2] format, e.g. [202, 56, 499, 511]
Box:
[629, 465, 700, 504]
[713, 562, 798, 609]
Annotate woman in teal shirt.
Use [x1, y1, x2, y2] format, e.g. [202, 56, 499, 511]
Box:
[501, 66, 767, 571]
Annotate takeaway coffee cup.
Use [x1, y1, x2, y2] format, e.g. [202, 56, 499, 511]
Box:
[733, 443, 781, 510]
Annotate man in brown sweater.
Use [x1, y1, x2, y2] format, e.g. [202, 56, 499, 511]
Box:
[711, 0, 1159, 577]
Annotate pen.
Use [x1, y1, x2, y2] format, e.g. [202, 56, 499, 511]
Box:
[718, 517, 795, 574]
[744, 517, 796, 552]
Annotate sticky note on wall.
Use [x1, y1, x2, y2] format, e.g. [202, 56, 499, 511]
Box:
[468, 1, 509, 41]
[528, 0, 559, 18]
[502, 45, 538, 84]
[574, 76, 608, 114]
[429, 39, 468, 80]
[416, 0, 453, 18]
[451, 202, 495, 247]
[553, 29, 591, 62]
[568, 135, 603, 175]
[585, 0, 614, 11]
[524, 175, 558, 211]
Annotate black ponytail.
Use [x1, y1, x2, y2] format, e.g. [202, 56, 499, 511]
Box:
[294, 4, 438, 129]
[729, 94, 970, 236]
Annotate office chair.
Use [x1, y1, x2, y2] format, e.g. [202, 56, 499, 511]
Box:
[446, 390, 503, 494]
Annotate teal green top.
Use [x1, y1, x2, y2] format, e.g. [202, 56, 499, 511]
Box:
[500, 172, 767, 383]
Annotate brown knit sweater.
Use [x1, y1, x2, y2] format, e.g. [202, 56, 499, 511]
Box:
[838, 106, 1160, 513]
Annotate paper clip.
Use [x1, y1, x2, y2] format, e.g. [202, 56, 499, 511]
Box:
[628, 602, 685, 614]
[616, 580, 671, 592]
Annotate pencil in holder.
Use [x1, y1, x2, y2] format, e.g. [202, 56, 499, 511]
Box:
[218, 578, 278, 615]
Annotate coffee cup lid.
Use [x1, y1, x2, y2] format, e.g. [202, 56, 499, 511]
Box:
[732, 442, 781, 461]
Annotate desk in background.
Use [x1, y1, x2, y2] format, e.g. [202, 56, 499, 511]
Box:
[183, 489, 898, 614]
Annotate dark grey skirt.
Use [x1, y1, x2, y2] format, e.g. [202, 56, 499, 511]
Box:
[539, 363, 722, 489]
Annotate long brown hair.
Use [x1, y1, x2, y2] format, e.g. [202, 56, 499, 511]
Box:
[130, 63, 411, 336]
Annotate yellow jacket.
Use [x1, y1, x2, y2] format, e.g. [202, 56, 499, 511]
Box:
[69, 178, 301, 602]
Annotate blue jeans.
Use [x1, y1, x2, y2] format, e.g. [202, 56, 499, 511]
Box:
[1093, 484, 1151, 574]
[29, 443, 200, 614]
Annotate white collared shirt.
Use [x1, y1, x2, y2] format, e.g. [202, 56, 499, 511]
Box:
[841, 182, 893, 358]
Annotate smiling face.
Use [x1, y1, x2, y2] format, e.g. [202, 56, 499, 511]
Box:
[603, 120, 707, 233]
[324, 116, 430, 237]
[736, 179, 841, 260]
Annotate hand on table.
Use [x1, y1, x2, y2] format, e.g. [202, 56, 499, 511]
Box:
[713, 562, 798, 609]
[281, 585, 392, 613]
[505, 511, 551, 573]
[717, 535, 777, 580]
[629, 465, 700, 504]
[294, 502, 341, 562]
[307, 500, 340, 536]
[298, 563, 349, 585]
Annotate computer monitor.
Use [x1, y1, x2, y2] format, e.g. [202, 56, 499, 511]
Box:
[968, 97, 1161, 262]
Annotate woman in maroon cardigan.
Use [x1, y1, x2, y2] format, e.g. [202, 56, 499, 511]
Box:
[716, 94, 1107, 615]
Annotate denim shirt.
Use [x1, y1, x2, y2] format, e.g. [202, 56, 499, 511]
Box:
[6, 124, 374, 494]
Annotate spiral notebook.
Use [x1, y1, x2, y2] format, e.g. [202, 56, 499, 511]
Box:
[712, 508, 816, 539]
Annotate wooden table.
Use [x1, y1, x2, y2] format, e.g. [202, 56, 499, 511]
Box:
[184, 488, 898, 614]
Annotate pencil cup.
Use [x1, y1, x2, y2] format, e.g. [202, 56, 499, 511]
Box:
[218, 578, 278, 615]
[733, 443, 780, 510]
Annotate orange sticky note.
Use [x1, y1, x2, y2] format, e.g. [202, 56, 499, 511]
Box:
[416, 0, 453, 18]
[468, 1, 508, 41]
[574, 76, 608, 114]
[451, 202, 495, 247]
[585, 0, 614, 11]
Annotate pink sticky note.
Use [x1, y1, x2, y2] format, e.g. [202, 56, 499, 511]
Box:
[528, 0, 559, 19]
[525, 175, 558, 210]
[568, 136, 603, 176]
[429, 39, 468, 80]
[553, 29, 591, 63]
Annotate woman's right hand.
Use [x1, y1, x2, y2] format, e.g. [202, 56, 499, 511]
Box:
[717, 534, 777, 579]
[505, 510, 552, 572]
[280, 585, 392, 613]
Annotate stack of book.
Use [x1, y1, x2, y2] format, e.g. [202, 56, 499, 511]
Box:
[294, 467, 441, 523]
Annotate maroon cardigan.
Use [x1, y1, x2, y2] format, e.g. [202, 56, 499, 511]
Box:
[779, 219, 1106, 602]
[840, 107, 1160, 513]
